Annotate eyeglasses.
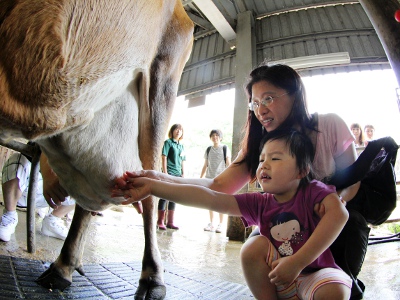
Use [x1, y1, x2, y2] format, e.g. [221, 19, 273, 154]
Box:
[248, 92, 289, 111]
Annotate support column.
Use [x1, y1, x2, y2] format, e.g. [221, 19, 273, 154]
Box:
[232, 11, 255, 159]
[359, 0, 400, 89]
[227, 11, 255, 241]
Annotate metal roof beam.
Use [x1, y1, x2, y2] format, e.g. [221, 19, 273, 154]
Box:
[186, 12, 214, 30]
[192, 0, 236, 47]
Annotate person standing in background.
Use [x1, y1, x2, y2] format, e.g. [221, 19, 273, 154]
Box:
[157, 124, 186, 230]
[200, 129, 231, 233]
[350, 123, 365, 148]
[0, 151, 75, 242]
[364, 124, 375, 146]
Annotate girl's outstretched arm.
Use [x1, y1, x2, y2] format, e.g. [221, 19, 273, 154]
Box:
[112, 173, 242, 216]
[114, 151, 252, 205]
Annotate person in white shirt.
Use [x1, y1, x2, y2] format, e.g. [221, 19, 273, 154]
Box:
[200, 129, 231, 233]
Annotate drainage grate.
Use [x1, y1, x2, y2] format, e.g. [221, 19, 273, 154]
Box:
[0, 255, 253, 299]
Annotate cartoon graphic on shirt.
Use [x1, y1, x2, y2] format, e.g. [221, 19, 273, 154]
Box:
[269, 212, 306, 256]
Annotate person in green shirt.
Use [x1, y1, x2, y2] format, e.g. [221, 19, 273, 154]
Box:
[158, 124, 186, 230]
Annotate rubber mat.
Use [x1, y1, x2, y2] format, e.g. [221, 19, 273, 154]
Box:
[0, 255, 253, 299]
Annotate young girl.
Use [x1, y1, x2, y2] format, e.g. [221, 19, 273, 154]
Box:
[112, 130, 351, 300]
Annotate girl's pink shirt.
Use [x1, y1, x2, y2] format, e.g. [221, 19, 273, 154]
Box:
[312, 113, 355, 181]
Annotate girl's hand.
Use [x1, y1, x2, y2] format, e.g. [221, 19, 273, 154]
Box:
[269, 256, 302, 288]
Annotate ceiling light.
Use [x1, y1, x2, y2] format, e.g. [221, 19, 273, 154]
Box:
[267, 52, 350, 69]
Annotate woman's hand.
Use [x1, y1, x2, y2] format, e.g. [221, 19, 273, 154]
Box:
[313, 202, 325, 219]
[314, 193, 347, 218]
[40, 154, 69, 208]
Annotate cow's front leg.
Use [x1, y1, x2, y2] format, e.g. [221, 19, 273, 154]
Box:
[36, 204, 92, 291]
[134, 195, 166, 300]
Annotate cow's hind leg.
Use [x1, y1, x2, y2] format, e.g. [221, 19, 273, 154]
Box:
[36, 204, 92, 290]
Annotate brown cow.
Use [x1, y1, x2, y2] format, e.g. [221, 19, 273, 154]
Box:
[0, 0, 193, 299]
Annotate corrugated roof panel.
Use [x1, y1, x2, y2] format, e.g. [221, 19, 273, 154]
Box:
[187, 39, 202, 65]
[304, 39, 318, 56]
[197, 37, 211, 62]
[178, 53, 236, 97]
[345, 3, 374, 28]
[362, 35, 387, 58]
[257, 5, 371, 42]
[296, 9, 313, 34]
[179, 1, 389, 98]
[306, 9, 323, 33]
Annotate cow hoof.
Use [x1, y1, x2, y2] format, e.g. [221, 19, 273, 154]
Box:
[134, 279, 166, 300]
[36, 263, 72, 291]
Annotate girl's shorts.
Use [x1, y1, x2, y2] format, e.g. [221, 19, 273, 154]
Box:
[264, 236, 352, 300]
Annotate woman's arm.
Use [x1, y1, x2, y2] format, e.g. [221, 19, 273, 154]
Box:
[335, 142, 357, 171]
[335, 143, 360, 202]
[117, 151, 252, 205]
[114, 175, 242, 216]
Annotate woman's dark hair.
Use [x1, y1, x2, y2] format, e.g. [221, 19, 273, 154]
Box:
[240, 64, 316, 180]
[259, 129, 314, 188]
[168, 124, 184, 140]
[209, 129, 223, 140]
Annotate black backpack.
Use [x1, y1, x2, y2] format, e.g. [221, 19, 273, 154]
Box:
[206, 145, 227, 164]
[328, 136, 398, 225]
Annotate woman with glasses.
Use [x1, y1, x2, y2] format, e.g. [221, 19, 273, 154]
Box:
[242, 65, 367, 299]
[118, 64, 367, 300]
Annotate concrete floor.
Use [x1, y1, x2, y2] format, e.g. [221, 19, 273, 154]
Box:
[0, 203, 399, 299]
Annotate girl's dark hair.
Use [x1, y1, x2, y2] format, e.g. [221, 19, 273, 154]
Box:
[270, 212, 300, 228]
[209, 129, 223, 140]
[259, 129, 314, 188]
[240, 64, 316, 180]
[168, 124, 184, 140]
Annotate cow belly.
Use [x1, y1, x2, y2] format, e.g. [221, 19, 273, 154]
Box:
[39, 92, 142, 211]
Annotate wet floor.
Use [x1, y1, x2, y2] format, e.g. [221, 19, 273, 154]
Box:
[0, 204, 245, 284]
[0, 203, 399, 299]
